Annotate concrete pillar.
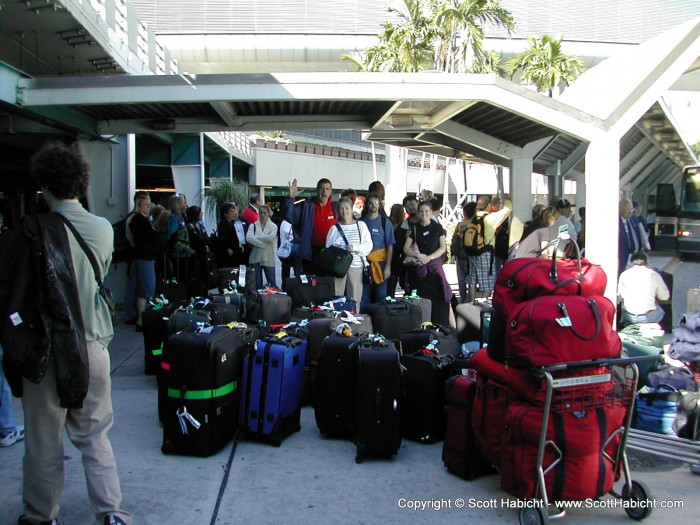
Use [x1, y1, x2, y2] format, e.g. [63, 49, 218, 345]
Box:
[584, 136, 620, 302]
[509, 156, 533, 246]
[385, 145, 407, 211]
[172, 134, 205, 209]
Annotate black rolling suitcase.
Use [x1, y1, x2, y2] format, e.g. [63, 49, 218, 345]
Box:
[314, 332, 361, 437]
[161, 325, 252, 457]
[400, 346, 455, 443]
[399, 323, 460, 357]
[354, 337, 402, 463]
[399, 294, 432, 323]
[142, 300, 179, 375]
[364, 300, 422, 340]
[282, 275, 335, 308]
[249, 290, 292, 325]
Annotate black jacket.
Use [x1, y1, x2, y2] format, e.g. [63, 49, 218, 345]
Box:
[0, 214, 89, 408]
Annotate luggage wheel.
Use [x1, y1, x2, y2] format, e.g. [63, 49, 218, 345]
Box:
[622, 480, 653, 521]
[519, 506, 548, 525]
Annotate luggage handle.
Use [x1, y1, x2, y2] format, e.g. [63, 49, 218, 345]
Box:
[544, 238, 585, 284]
[639, 384, 682, 405]
[387, 304, 409, 314]
[557, 300, 601, 341]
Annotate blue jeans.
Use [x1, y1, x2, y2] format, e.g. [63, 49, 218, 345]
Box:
[252, 262, 277, 289]
[621, 303, 665, 326]
[360, 262, 388, 312]
[456, 256, 469, 303]
[0, 343, 18, 436]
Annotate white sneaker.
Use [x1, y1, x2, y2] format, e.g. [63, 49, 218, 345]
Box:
[0, 426, 25, 447]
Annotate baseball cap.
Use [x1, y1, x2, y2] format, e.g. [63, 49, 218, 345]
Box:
[554, 198, 573, 209]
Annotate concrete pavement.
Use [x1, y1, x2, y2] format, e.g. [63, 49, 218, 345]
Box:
[1, 253, 699, 524]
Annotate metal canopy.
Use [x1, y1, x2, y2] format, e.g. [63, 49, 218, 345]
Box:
[15, 72, 605, 173]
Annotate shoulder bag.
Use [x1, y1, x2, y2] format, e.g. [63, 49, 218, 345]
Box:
[314, 224, 353, 278]
[55, 213, 116, 322]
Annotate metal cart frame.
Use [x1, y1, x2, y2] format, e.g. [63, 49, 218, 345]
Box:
[519, 355, 663, 525]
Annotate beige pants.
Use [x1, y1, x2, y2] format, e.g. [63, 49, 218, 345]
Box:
[21, 340, 131, 524]
[334, 266, 364, 306]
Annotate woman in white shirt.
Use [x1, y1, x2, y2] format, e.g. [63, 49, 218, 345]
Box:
[246, 205, 279, 288]
[325, 196, 372, 305]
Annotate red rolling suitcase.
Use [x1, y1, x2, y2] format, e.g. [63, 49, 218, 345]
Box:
[500, 399, 626, 501]
[354, 337, 402, 463]
[471, 375, 514, 469]
[505, 295, 621, 367]
[442, 373, 496, 480]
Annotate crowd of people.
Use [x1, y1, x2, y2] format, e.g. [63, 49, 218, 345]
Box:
[117, 178, 668, 331]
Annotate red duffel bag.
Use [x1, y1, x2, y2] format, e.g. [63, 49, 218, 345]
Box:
[505, 294, 621, 367]
[500, 400, 625, 501]
[488, 241, 608, 363]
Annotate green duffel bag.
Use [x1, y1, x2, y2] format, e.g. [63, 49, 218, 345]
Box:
[619, 333, 663, 389]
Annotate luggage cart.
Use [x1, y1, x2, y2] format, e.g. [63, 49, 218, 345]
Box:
[519, 355, 663, 524]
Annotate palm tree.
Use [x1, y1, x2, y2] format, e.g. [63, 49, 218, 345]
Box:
[433, 0, 515, 73]
[201, 179, 248, 223]
[342, 0, 436, 72]
[506, 35, 583, 96]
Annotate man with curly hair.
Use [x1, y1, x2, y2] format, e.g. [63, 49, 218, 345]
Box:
[1, 142, 131, 525]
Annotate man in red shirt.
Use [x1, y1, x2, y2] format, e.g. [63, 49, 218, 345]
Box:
[282, 178, 338, 276]
[240, 193, 263, 228]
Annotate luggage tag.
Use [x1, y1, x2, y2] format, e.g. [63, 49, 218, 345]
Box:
[334, 323, 354, 337]
[176, 406, 201, 436]
[384, 296, 397, 303]
[10, 312, 22, 326]
[420, 321, 435, 329]
[238, 265, 247, 288]
[300, 275, 309, 284]
[421, 339, 440, 355]
[556, 303, 573, 327]
[272, 330, 288, 339]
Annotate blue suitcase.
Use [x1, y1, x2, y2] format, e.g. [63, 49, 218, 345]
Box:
[240, 333, 307, 445]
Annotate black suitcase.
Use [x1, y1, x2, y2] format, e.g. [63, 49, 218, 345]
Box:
[251, 291, 293, 326]
[654, 268, 673, 332]
[161, 325, 252, 457]
[364, 301, 422, 340]
[291, 306, 335, 321]
[314, 332, 361, 437]
[218, 266, 256, 293]
[158, 324, 258, 424]
[157, 279, 189, 304]
[203, 251, 219, 290]
[455, 303, 493, 344]
[400, 348, 455, 443]
[399, 323, 460, 357]
[307, 314, 375, 401]
[282, 276, 336, 308]
[355, 338, 402, 463]
[142, 300, 179, 375]
[399, 295, 432, 323]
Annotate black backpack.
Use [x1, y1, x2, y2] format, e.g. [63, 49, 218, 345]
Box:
[463, 213, 490, 256]
[494, 221, 510, 260]
[112, 213, 134, 263]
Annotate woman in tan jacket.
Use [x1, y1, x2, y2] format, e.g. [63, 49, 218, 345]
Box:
[246, 205, 278, 288]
